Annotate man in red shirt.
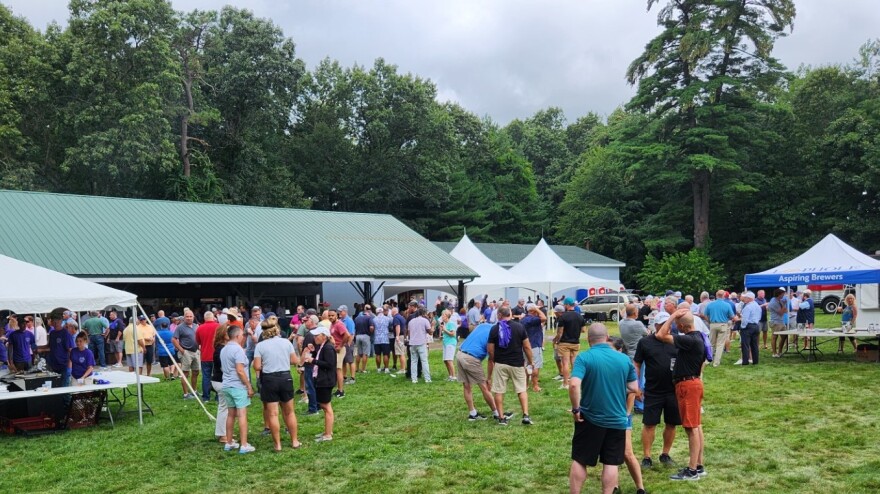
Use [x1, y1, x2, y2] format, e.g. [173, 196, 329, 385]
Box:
[196, 311, 220, 401]
[328, 310, 351, 398]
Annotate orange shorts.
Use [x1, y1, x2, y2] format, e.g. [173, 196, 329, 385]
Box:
[675, 378, 703, 428]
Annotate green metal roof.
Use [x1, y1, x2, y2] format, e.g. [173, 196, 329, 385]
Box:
[432, 240, 625, 267]
[0, 190, 477, 281]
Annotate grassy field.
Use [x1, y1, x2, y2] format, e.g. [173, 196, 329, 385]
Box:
[3, 319, 879, 494]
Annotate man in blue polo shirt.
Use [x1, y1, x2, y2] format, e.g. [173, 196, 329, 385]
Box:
[456, 322, 499, 421]
[704, 290, 735, 366]
[568, 323, 638, 494]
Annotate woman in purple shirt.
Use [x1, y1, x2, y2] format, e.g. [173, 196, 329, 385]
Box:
[69, 332, 96, 384]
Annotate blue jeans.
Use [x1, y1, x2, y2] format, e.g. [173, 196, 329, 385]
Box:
[89, 334, 106, 367]
[200, 361, 214, 400]
[409, 344, 431, 382]
[303, 365, 318, 413]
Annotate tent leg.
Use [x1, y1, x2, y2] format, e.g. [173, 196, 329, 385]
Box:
[132, 306, 143, 425]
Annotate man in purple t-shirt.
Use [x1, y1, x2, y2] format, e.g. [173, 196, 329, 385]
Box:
[7, 316, 35, 372]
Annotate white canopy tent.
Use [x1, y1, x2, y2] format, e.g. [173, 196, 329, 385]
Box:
[0, 254, 148, 424]
[0, 254, 138, 313]
[384, 234, 524, 298]
[506, 239, 619, 297]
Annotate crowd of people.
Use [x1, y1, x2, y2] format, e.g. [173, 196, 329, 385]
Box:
[0, 286, 841, 489]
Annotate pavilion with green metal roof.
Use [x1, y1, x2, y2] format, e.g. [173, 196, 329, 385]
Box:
[0, 190, 477, 310]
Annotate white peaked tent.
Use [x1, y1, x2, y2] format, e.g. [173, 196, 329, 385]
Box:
[0, 254, 138, 312]
[0, 254, 148, 424]
[384, 234, 522, 297]
[506, 239, 619, 296]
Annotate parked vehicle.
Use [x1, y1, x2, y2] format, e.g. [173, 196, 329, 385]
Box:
[577, 293, 635, 322]
[797, 284, 856, 314]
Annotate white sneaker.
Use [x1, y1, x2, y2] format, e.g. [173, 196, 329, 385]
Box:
[559, 384, 569, 390]
[734, 359, 743, 365]
[238, 444, 255, 454]
[315, 435, 332, 443]
[223, 441, 240, 451]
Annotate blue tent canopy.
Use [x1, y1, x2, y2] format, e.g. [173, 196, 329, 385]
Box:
[744, 234, 880, 288]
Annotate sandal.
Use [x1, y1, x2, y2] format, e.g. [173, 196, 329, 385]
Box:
[291, 441, 302, 449]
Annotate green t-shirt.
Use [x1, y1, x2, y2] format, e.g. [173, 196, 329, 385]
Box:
[82, 317, 106, 336]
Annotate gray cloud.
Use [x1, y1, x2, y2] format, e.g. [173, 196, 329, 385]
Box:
[4, 0, 879, 124]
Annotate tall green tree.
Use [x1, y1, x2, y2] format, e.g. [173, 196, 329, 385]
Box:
[60, 0, 180, 197]
[197, 6, 308, 207]
[627, 0, 795, 248]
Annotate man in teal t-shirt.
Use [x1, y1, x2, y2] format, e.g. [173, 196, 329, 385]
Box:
[82, 311, 109, 368]
[567, 323, 638, 494]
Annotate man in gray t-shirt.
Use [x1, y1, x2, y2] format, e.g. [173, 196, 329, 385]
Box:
[172, 311, 201, 399]
[619, 304, 648, 359]
[467, 301, 483, 328]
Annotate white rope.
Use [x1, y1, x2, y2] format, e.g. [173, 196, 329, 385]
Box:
[137, 304, 215, 422]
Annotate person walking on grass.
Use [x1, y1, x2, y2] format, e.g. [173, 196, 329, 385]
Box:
[655, 309, 707, 481]
[304, 326, 337, 443]
[407, 307, 433, 384]
[768, 288, 788, 357]
[456, 321, 499, 421]
[391, 307, 408, 375]
[554, 298, 584, 390]
[220, 326, 255, 454]
[487, 307, 535, 426]
[440, 310, 458, 381]
[156, 319, 178, 381]
[521, 303, 546, 392]
[253, 322, 301, 451]
[568, 323, 639, 494]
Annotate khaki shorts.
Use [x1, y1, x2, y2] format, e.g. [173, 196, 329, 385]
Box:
[557, 342, 580, 360]
[394, 338, 406, 356]
[456, 352, 485, 385]
[336, 346, 346, 369]
[491, 363, 527, 394]
[179, 349, 200, 372]
[770, 322, 785, 333]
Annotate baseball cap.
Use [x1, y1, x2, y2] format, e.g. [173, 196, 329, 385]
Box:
[563, 297, 576, 306]
[265, 312, 277, 318]
[376, 307, 384, 313]
[654, 312, 670, 325]
[251, 306, 261, 312]
[310, 327, 331, 337]
[138, 315, 147, 321]
[306, 308, 318, 315]
[554, 304, 565, 313]
[337, 305, 348, 313]
[665, 290, 674, 296]
[222, 308, 230, 314]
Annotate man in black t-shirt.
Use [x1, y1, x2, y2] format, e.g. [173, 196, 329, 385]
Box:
[634, 331, 681, 469]
[487, 307, 535, 426]
[553, 298, 585, 390]
[656, 308, 707, 481]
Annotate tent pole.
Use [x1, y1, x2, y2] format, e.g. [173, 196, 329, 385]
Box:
[132, 306, 143, 425]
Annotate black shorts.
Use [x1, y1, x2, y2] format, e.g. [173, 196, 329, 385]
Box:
[374, 343, 391, 356]
[571, 418, 626, 467]
[259, 372, 295, 403]
[144, 345, 155, 362]
[158, 355, 174, 368]
[642, 392, 682, 426]
[343, 344, 354, 364]
[316, 387, 333, 405]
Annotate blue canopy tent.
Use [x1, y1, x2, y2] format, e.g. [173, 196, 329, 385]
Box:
[744, 234, 880, 288]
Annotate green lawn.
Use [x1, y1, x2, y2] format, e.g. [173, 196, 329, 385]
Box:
[3, 324, 879, 494]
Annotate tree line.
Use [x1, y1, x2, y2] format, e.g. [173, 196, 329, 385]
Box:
[1, 0, 878, 288]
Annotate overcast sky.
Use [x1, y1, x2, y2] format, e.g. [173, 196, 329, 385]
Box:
[5, 0, 879, 124]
